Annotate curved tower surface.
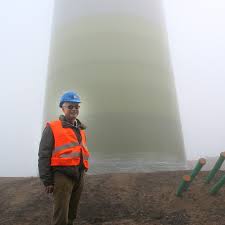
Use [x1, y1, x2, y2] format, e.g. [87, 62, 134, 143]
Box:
[44, 0, 186, 173]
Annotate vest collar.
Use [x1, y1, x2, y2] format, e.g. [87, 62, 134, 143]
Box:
[59, 115, 86, 130]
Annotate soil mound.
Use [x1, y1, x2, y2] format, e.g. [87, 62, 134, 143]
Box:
[1, 171, 225, 225]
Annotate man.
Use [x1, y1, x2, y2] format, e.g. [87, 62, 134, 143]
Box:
[38, 91, 90, 225]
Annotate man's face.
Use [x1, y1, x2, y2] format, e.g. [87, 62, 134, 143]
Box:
[62, 102, 80, 121]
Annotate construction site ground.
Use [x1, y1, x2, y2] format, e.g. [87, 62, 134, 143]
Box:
[1, 170, 225, 225]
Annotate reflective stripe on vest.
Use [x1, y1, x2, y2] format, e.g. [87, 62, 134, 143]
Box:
[60, 151, 81, 158]
[53, 141, 80, 153]
[48, 120, 90, 168]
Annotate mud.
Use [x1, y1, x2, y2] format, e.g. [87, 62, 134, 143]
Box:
[1, 171, 225, 225]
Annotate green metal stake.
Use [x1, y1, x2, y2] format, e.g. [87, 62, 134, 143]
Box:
[209, 175, 225, 195]
[184, 158, 206, 190]
[176, 175, 191, 197]
[205, 152, 225, 184]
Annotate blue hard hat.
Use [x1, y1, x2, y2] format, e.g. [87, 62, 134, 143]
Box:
[59, 91, 81, 107]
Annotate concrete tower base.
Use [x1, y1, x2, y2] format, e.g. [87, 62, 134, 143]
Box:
[44, 0, 186, 173]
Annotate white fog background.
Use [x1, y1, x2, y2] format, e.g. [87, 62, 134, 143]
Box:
[0, 0, 225, 176]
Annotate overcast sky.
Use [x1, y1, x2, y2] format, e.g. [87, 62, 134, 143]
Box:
[0, 0, 225, 176]
[164, 0, 225, 160]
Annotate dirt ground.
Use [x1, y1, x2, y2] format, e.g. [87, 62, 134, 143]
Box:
[1, 170, 225, 225]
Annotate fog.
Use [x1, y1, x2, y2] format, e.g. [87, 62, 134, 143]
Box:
[44, 0, 187, 174]
[0, 1, 53, 176]
[164, 0, 225, 160]
[0, 0, 225, 176]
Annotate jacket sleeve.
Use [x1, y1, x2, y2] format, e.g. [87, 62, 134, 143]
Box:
[38, 125, 54, 186]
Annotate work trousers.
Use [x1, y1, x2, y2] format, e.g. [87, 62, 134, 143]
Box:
[52, 172, 84, 225]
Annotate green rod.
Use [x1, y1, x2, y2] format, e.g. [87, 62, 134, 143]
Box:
[184, 158, 206, 190]
[209, 175, 225, 195]
[205, 152, 225, 184]
[176, 175, 191, 197]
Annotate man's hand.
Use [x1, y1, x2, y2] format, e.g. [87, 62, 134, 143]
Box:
[45, 185, 54, 194]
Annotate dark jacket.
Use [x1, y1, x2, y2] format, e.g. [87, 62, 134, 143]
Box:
[38, 115, 87, 186]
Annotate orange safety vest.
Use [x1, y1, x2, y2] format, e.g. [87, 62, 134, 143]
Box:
[48, 120, 90, 169]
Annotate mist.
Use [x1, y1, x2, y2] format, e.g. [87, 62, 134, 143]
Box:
[0, 1, 53, 176]
[0, 0, 225, 176]
[164, 0, 225, 159]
